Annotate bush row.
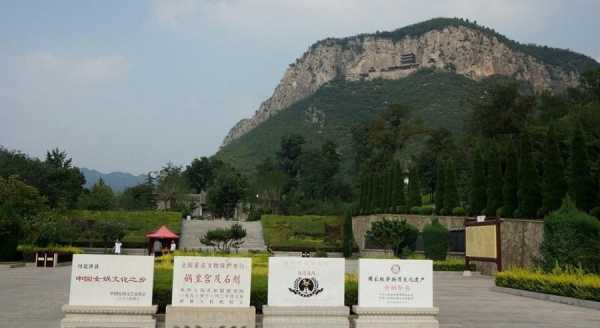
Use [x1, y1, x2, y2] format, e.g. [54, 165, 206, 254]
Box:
[495, 268, 600, 302]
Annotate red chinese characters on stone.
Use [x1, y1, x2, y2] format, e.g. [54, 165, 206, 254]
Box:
[75, 275, 147, 284]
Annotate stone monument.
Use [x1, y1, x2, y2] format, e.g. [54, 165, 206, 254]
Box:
[61, 254, 156, 328]
[165, 256, 255, 328]
[262, 257, 349, 328]
[353, 259, 439, 328]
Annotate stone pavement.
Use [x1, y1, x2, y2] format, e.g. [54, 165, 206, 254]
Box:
[0, 266, 598, 328]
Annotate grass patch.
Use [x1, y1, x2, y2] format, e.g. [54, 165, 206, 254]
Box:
[67, 210, 181, 246]
[152, 251, 357, 312]
[261, 215, 343, 251]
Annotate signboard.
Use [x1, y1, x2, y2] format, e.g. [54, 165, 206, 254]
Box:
[68, 254, 154, 306]
[172, 256, 252, 307]
[464, 218, 502, 271]
[358, 259, 433, 308]
[267, 257, 345, 306]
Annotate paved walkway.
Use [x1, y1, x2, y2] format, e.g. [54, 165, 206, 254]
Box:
[0, 266, 598, 328]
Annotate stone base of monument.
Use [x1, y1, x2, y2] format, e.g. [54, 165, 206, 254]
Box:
[60, 305, 157, 328]
[262, 306, 350, 328]
[352, 306, 440, 328]
[164, 306, 256, 328]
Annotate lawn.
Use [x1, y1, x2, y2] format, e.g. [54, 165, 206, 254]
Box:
[67, 210, 181, 246]
[261, 215, 344, 251]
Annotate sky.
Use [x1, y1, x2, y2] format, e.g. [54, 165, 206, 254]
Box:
[1, 0, 599, 175]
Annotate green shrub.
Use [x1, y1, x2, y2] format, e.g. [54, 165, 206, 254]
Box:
[247, 207, 262, 222]
[452, 207, 466, 216]
[17, 244, 83, 255]
[366, 218, 418, 256]
[422, 218, 449, 260]
[410, 206, 421, 214]
[419, 205, 434, 215]
[591, 207, 600, 220]
[540, 197, 600, 273]
[496, 268, 600, 301]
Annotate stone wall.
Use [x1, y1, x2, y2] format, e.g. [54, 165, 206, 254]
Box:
[353, 214, 544, 272]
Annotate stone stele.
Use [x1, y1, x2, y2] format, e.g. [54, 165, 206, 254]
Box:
[262, 306, 350, 328]
[352, 306, 440, 328]
[60, 305, 157, 328]
[165, 306, 256, 328]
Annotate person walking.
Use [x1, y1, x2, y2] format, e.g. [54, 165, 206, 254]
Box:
[113, 239, 122, 255]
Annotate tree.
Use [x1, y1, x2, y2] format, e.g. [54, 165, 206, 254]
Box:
[469, 147, 486, 215]
[541, 127, 567, 215]
[486, 143, 503, 216]
[393, 163, 406, 212]
[277, 134, 305, 180]
[443, 160, 460, 214]
[342, 209, 354, 258]
[568, 128, 596, 212]
[95, 221, 126, 250]
[501, 141, 519, 217]
[407, 166, 422, 208]
[207, 165, 247, 219]
[78, 179, 115, 210]
[119, 177, 155, 210]
[434, 159, 445, 214]
[43, 148, 85, 209]
[156, 163, 191, 212]
[365, 219, 418, 257]
[580, 68, 600, 102]
[422, 218, 449, 260]
[516, 134, 541, 218]
[185, 157, 223, 193]
[253, 158, 287, 214]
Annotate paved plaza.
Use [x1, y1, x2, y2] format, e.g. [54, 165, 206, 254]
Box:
[0, 265, 598, 328]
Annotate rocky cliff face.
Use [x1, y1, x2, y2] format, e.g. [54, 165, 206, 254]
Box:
[222, 25, 581, 146]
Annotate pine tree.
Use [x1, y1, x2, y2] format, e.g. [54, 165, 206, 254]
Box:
[568, 128, 596, 212]
[342, 209, 354, 258]
[385, 167, 394, 212]
[541, 127, 567, 215]
[358, 177, 366, 214]
[469, 147, 486, 215]
[486, 143, 503, 216]
[443, 160, 460, 214]
[394, 163, 406, 212]
[407, 166, 422, 209]
[367, 174, 375, 214]
[502, 141, 519, 217]
[516, 133, 541, 218]
[434, 159, 445, 214]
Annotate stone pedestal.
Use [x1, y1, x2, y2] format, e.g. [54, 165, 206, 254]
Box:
[61, 305, 157, 328]
[352, 306, 439, 328]
[164, 306, 255, 328]
[262, 306, 350, 328]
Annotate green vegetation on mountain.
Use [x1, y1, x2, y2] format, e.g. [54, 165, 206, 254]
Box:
[217, 69, 501, 179]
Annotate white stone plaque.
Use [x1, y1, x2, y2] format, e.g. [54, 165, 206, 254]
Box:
[268, 257, 345, 306]
[172, 256, 251, 307]
[68, 254, 154, 306]
[358, 259, 433, 308]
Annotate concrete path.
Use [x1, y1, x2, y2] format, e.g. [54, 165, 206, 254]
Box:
[0, 266, 598, 328]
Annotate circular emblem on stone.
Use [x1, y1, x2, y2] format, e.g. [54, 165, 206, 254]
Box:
[288, 277, 324, 297]
[391, 264, 401, 274]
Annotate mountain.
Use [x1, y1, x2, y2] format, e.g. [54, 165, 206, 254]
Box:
[80, 168, 145, 192]
[217, 17, 599, 174]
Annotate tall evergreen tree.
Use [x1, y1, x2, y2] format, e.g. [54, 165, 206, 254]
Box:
[541, 127, 567, 214]
[342, 209, 354, 258]
[434, 159, 445, 214]
[469, 147, 486, 215]
[407, 166, 422, 208]
[366, 174, 375, 214]
[502, 141, 519, 217]
[443, 160, 460, 214]
[516, 134, 541, 218]
[486, 143, 503, 216]
[568, 128, 596, 212]
[385, 167, 394, 212]
[358, 177, 366, 214]
[394, 163, 406, 212]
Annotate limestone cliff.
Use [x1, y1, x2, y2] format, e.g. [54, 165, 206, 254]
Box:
[222, 21, 592, 147]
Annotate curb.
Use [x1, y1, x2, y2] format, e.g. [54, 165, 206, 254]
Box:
[492, 286, 600, 310]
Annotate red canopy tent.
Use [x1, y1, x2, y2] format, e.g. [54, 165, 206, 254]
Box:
[146, 225, 179, 255]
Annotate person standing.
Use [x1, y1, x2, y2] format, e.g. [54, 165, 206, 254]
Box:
[113, 239, 122, 255]
[170, 240, 177, 253]
[153, 239, 162, 257]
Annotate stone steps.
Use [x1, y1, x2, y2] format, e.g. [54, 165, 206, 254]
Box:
[179, 220, 267, 251]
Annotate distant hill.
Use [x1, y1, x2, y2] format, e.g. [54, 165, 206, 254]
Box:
[80, 167, 145, 192]
[217, 17, 599, 177]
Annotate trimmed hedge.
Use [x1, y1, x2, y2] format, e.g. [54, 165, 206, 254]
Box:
[17, 244, 83, 255]
[496, 268, 600, 302]
[261, 215, 343, 251]
[67, 210, 181, 246]
[422, 218, 449, 260]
